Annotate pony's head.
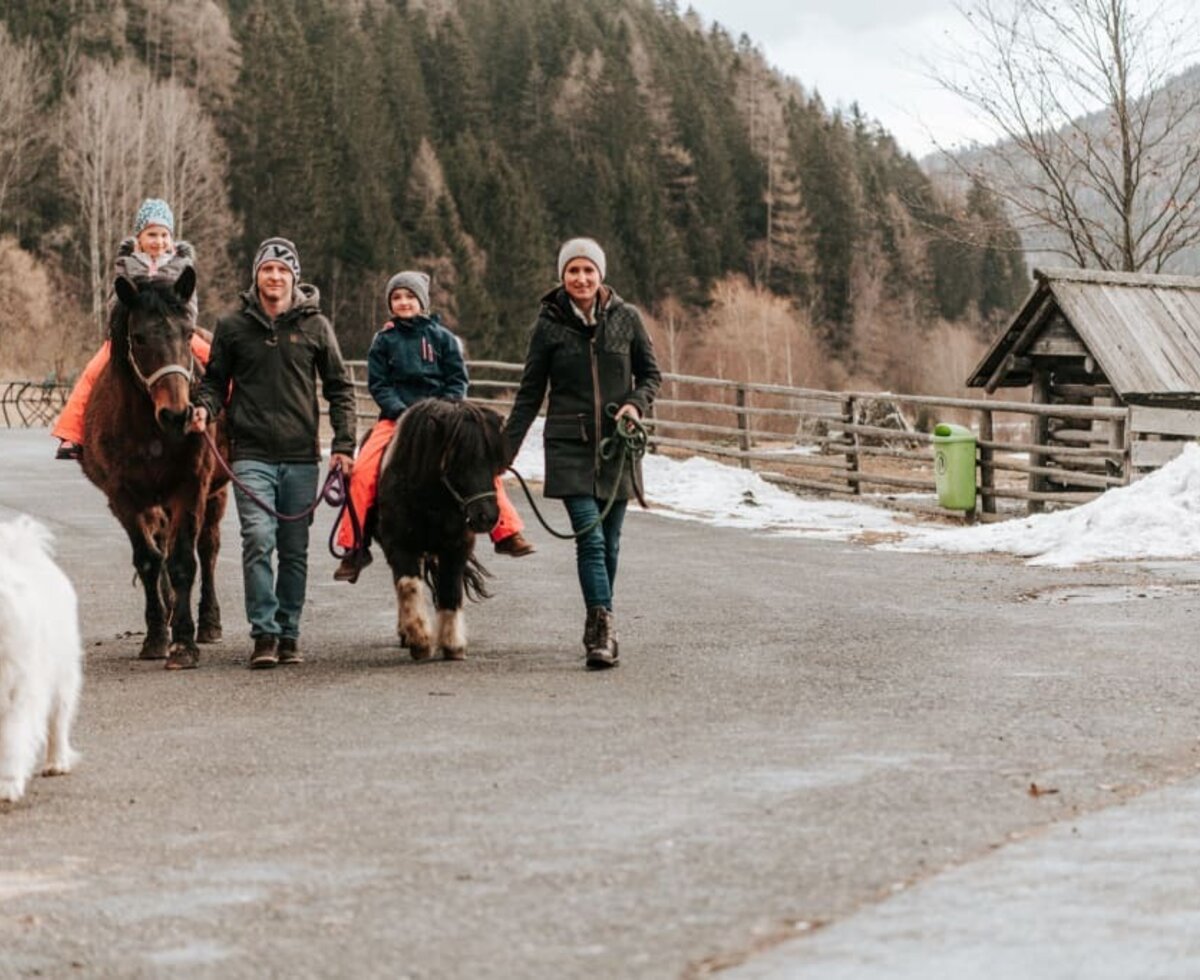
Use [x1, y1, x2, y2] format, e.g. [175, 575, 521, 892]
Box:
[111, 268, 197, 435]
[394, 399, 506, 533]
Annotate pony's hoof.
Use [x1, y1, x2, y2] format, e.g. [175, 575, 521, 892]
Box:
[196, 624, 222, 644]
[138, 640, 169, 660]
[165, 645, 199, 670]
[442, 647, 466, 661]
[409, 645, 433, 662]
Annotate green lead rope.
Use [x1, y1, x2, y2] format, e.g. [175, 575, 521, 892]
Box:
[507, 404, 649, 540]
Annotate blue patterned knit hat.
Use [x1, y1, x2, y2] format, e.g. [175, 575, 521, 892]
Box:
[134, 198, 174, 234]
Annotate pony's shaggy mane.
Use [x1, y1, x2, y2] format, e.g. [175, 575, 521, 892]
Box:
[392, 399, 507, 487]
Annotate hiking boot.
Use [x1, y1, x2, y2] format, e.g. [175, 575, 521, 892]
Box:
[333, 548, 373, 583]
[249, 634, 278, 669]
[494, 532, 535, 557]
[277, 637, 304, 665]
[55, 440, 83, 461]
[584, 607, 618, 671]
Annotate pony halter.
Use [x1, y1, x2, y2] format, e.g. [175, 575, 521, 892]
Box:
[126, 334, 196, 392]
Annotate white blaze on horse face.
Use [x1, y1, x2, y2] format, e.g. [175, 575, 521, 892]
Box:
[437, 608, 466, 661]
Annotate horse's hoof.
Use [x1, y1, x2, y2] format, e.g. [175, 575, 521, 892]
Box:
[409, 646, 433, 662]
[138, 641, 168, 661]
[196, 624, 222, 644]
[442, 648, 466, 661]
[165, 645, 199, 670]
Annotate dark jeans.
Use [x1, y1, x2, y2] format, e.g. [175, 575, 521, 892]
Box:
[563, 495, 628, 611]
[231, 460, 319, 640]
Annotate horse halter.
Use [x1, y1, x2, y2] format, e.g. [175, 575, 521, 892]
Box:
[125, 332, 196, 393]
[438, 413, 497, 515]
[440, 472, 497, 513]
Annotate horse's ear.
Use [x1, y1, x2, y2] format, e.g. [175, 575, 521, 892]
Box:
[114, 276, 139, 309]
[174, 266, 196, 303]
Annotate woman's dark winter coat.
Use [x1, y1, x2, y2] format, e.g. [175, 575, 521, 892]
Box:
[505, 285, 661, 500]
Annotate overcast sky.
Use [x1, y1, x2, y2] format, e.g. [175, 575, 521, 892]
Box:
[686, 0, 994, 159]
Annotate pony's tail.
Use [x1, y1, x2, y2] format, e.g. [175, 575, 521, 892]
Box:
[421, 554, 494, 602]
[463, 554, 493, 602]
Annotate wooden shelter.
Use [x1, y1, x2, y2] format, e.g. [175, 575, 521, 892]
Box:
[967, 267, 1200, 506]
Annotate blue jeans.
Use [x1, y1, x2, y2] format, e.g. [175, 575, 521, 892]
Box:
[231, 460, 319, 641]
[563, 496, 628, 611]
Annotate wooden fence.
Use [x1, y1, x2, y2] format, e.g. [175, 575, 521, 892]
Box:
[340, 361, 1200, 521]
[12, 364, 1188, 522]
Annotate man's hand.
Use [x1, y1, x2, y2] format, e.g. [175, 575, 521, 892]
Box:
[331, 452, 354, 478]
[188, 406, 208, 433]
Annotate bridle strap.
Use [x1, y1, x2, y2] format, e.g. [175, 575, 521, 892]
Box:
[126, 334, 195, 392]
[436, 410, 498, 514]
[441, 472, 497, 511]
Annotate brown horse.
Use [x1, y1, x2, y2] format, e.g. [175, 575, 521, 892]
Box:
[81, 268, 228, 669]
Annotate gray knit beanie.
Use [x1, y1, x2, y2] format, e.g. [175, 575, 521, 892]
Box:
[556, 237, 606, 280]
[252, 237, 301, 281]
[386, 270, 431, 313]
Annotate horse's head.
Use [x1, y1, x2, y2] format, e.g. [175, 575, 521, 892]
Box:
[441, 403, 507, 534]
[394, 400, 505, 534]
[112, 267, 198, 435]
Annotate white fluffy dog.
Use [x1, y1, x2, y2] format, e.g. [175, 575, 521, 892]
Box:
[0, 515, 82, 803]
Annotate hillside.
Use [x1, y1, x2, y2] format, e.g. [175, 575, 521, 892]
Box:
[0, 0, 1026, 391]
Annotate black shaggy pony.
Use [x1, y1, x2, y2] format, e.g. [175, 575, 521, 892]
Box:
[376, 398, 507, 661]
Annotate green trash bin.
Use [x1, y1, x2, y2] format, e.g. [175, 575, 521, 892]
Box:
[931, 423, 977, 511]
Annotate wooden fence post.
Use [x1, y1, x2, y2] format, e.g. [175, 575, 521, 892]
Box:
[1028, 369, 1049, 514]
[735, 383, 751, 469]
[978, 409, 995, 515]
[843, 395, 860, 494]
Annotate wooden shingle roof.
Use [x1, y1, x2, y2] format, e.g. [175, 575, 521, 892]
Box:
[966, 267, 1200, 398]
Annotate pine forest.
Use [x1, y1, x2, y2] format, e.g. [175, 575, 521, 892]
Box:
[0, 0, 1029, 394]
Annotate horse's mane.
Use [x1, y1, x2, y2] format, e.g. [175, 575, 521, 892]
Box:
[392, 399, 506, 486]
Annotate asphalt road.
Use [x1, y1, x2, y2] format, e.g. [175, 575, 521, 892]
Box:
[2, 427, 1200, 979]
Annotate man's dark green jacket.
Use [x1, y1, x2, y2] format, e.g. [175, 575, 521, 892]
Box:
[196, 284, 357, 463]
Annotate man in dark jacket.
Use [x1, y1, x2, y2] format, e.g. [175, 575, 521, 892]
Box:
[191, 237, 356, 668]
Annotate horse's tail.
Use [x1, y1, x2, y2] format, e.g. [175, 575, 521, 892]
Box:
[463, 554, 492, 602]
[423, 553, 493, 602]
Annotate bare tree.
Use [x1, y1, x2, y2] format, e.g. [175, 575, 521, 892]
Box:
[56, 59, 237, 336]
[932, 0, 1200, 272]
[0, 26, 47, 231]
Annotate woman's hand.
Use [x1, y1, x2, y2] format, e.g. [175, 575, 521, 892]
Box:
[613, 403, 641, 428]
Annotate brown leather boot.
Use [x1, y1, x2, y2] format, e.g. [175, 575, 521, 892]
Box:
[249, 634, 278, 669]
[585, 607, 618, 670]
[333, 548, 373, 583]
[494, 532, 535, 557]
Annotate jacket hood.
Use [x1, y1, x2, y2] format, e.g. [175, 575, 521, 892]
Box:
[117, 237, 195, 259]
[240, 281, 321, 322]
[539, 284, 622, 323]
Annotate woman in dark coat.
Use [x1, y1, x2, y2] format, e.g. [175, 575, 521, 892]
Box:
[505, 238, 662, 669]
